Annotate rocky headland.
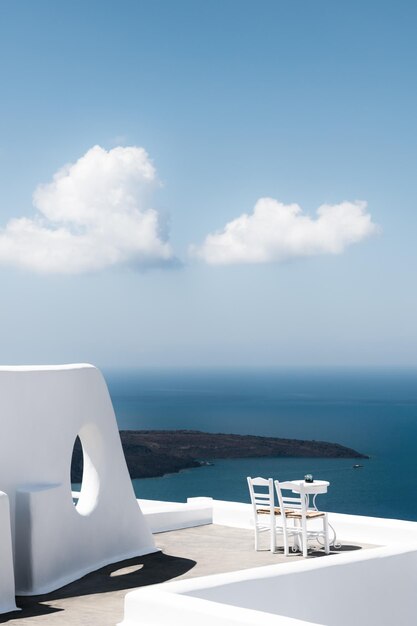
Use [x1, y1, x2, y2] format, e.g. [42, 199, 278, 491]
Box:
[71, 430, 368, 482]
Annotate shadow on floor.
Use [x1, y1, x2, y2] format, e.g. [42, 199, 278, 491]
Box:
[331, 544, 363, 552]
[270, 543, 363, 558]
[307, 543, 363, 557]
[0, 551, 196, 623]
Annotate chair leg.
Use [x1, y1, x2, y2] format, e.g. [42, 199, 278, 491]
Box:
[323, 515, 330, 554]
[282, 529, 289, 556]
[270, 517, 277, 554]
[292, 519, 301, 553]
[270, 526, 276, 553]
[302, 520, 308, 558]
[294, 520, 303, 552]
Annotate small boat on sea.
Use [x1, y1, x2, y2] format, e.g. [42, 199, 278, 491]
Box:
[353, 464, 364, 469]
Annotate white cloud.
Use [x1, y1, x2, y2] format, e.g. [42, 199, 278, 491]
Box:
[190, 198, 379, 265]
[0, 145, 174, 274]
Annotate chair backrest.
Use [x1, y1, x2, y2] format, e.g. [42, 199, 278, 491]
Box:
[247, 476, 275, 517]
[275, 480, 308, 515]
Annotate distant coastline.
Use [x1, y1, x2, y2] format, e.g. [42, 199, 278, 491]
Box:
[71, 430, 368, 482]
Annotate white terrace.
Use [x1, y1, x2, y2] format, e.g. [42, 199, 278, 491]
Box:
[125, 498, 417, 626]
[0, 365, 416, 626]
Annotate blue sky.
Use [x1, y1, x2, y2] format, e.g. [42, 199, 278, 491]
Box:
[0, 0, 416, 367]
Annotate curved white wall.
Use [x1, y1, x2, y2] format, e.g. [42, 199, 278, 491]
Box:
[0, 492, 17, 613]
[0, 364, 156, 596]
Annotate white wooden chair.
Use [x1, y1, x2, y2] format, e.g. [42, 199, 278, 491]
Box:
[247, 476, 294, 555]
[274, 479, 330, 558]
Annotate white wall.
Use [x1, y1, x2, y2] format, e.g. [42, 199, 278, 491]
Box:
[121, 587, 320, 626]
[211, 498, 417, 546]
[122, 547, 417, 626]
[0, 493, 17, 614]
[0, 364, 156, 596]
[185, 547, 417, 626]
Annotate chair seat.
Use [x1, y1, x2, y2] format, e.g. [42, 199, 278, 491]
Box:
[257, 507, 325, 519]
[286, 510, 325, 519]
[257, 507, 293, 516]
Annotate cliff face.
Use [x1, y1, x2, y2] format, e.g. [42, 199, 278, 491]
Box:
[71, 430, 368, 483]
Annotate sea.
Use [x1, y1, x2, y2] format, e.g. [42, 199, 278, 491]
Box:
[102, 367, 417, 522]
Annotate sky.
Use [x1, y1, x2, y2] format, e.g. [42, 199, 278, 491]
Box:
[0, 0, 416, 368]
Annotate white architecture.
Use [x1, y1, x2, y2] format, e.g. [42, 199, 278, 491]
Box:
[1, 363, 415, 625]
[0, 364, 156, 601]
[0, 492, 18, 614]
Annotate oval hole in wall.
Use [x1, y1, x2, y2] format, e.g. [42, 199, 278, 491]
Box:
[70, 436, 84, 507]
[70, 427, 100, 516]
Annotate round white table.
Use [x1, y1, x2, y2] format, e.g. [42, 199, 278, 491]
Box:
[287, 480, 329, 506]
[286, 479, 338, 547]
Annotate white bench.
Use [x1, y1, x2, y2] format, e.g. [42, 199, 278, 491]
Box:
[138, 497, 213, 533]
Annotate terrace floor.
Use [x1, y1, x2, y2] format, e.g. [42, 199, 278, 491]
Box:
[0, 525, 372, 626]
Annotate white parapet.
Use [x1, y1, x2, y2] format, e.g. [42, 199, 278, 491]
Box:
[120, 543, 417, 626]
[120, 586, 317, 626]
[210, 497, 417, 545]
[0, 492, 17, 614]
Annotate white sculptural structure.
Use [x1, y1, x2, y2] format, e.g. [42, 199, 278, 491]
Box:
[0, 364, 156, 609]
[0, 492, 17, 613]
